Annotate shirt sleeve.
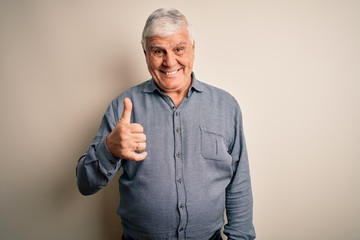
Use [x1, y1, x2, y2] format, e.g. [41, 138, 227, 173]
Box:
[76, 100, 122, 196]
[223, 103, 256, 240]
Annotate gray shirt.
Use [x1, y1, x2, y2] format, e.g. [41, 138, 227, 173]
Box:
[76, 75, 256, 240]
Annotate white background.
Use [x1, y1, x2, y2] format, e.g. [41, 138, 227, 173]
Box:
[1, 1, 359, 239]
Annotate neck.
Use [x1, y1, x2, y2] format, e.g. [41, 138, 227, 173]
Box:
[159, 77, 192, 107]
[168, 91, 187, 107]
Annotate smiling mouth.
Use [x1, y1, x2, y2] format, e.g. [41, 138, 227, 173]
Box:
[160, 68, 181, 75]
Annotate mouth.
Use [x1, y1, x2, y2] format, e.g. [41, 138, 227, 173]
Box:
[160, 68, 182, 76]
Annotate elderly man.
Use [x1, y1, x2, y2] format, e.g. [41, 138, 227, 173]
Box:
[76, 8, 256, 240]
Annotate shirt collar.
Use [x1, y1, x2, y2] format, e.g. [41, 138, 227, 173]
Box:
[142, 72, 205, 97]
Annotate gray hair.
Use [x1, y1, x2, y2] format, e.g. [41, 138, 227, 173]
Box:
[141, 8, 194, 49]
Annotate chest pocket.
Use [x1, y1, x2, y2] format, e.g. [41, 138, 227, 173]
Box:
[200, 125, 231, 161]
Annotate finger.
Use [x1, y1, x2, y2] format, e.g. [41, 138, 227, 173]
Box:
[119, 98, 132, 123]
[127, 151, 148, 161]
[131, 141, 146, 151]
[139, 141, 147, 151]
[131, 133, 147, 142]
[132, 142, 140, 151]
[128, 123, 145, 133]
[135, 141, 146, 151]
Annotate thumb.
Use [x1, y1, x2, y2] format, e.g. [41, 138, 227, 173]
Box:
[120, 98, 132, 123]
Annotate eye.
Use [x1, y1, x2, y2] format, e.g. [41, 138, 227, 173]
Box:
[174, 47, 185, 55]
[151, 49, 165, 57]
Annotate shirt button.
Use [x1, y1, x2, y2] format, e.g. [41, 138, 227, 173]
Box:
[176, 152, 181, 158]
[176, 127, 180, 133]
[175, 112, 179, 116]
[177, 178, 182, 183]
[179, 204, 185, 209]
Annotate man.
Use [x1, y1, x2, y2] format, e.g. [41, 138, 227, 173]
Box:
[76, 8, 256, 240]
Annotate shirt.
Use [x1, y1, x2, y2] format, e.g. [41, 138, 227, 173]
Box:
[76, 74, 256, 240]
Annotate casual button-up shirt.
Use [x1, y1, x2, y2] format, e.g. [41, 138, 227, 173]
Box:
[76, 74, 256, 240]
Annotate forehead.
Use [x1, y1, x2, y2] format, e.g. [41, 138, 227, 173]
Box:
[146, 29, 192, 48]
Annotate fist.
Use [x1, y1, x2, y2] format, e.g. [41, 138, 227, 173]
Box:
[106, 98, 147, 161]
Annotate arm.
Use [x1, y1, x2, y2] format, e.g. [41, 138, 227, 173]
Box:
[223, 105, 256, 240]
[76, 98, 147, 195]
[76, 101, 121, 195]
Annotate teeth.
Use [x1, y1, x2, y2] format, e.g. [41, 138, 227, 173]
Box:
[165, 70, 178, 75]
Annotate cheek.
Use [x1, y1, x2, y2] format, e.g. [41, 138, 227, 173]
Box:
[184, 51, 195, 65]
[148, 58, 162, 69]
[183, 56, 194, 68]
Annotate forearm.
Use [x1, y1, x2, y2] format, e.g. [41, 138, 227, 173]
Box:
[76, 99, 123, 195]
[76, 140, 121, 195]
[224, 158, 256, 240]
[224, 182, 255, 239]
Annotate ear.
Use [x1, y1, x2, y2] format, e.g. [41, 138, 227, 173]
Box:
[142, 42, 147, 56]
[143, 49, 150, 65]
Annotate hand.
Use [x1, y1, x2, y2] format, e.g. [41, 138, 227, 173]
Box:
[106, 98, 147, 161]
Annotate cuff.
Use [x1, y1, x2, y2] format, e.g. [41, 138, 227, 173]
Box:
[96, 140, 121, 172]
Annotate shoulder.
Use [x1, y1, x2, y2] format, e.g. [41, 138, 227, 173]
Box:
[111, 80, 151, 102]
[197, 79, 240, 109]
[106, 80, 151, 119]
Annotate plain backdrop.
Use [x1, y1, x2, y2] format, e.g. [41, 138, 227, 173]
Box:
[1, 1, 359, 239]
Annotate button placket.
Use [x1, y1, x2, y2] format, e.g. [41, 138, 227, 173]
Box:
[173, 109, 187, 239]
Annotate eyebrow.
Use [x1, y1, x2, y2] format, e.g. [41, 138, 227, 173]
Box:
[176, 41, 187, 46]
[149, 41, 188, 49]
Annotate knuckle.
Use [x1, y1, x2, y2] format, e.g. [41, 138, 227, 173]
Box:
[133, 123, 144, 132]
[119, 141, 127, 149]
[118, 124, 129, 133]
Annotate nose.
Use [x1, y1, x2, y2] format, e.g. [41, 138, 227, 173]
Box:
[162, 52, 177, 67]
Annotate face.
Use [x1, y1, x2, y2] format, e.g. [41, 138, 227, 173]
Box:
[144, 28, 195, 96]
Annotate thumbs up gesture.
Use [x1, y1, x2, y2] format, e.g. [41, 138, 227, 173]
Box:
[106, 98, 147, 161]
